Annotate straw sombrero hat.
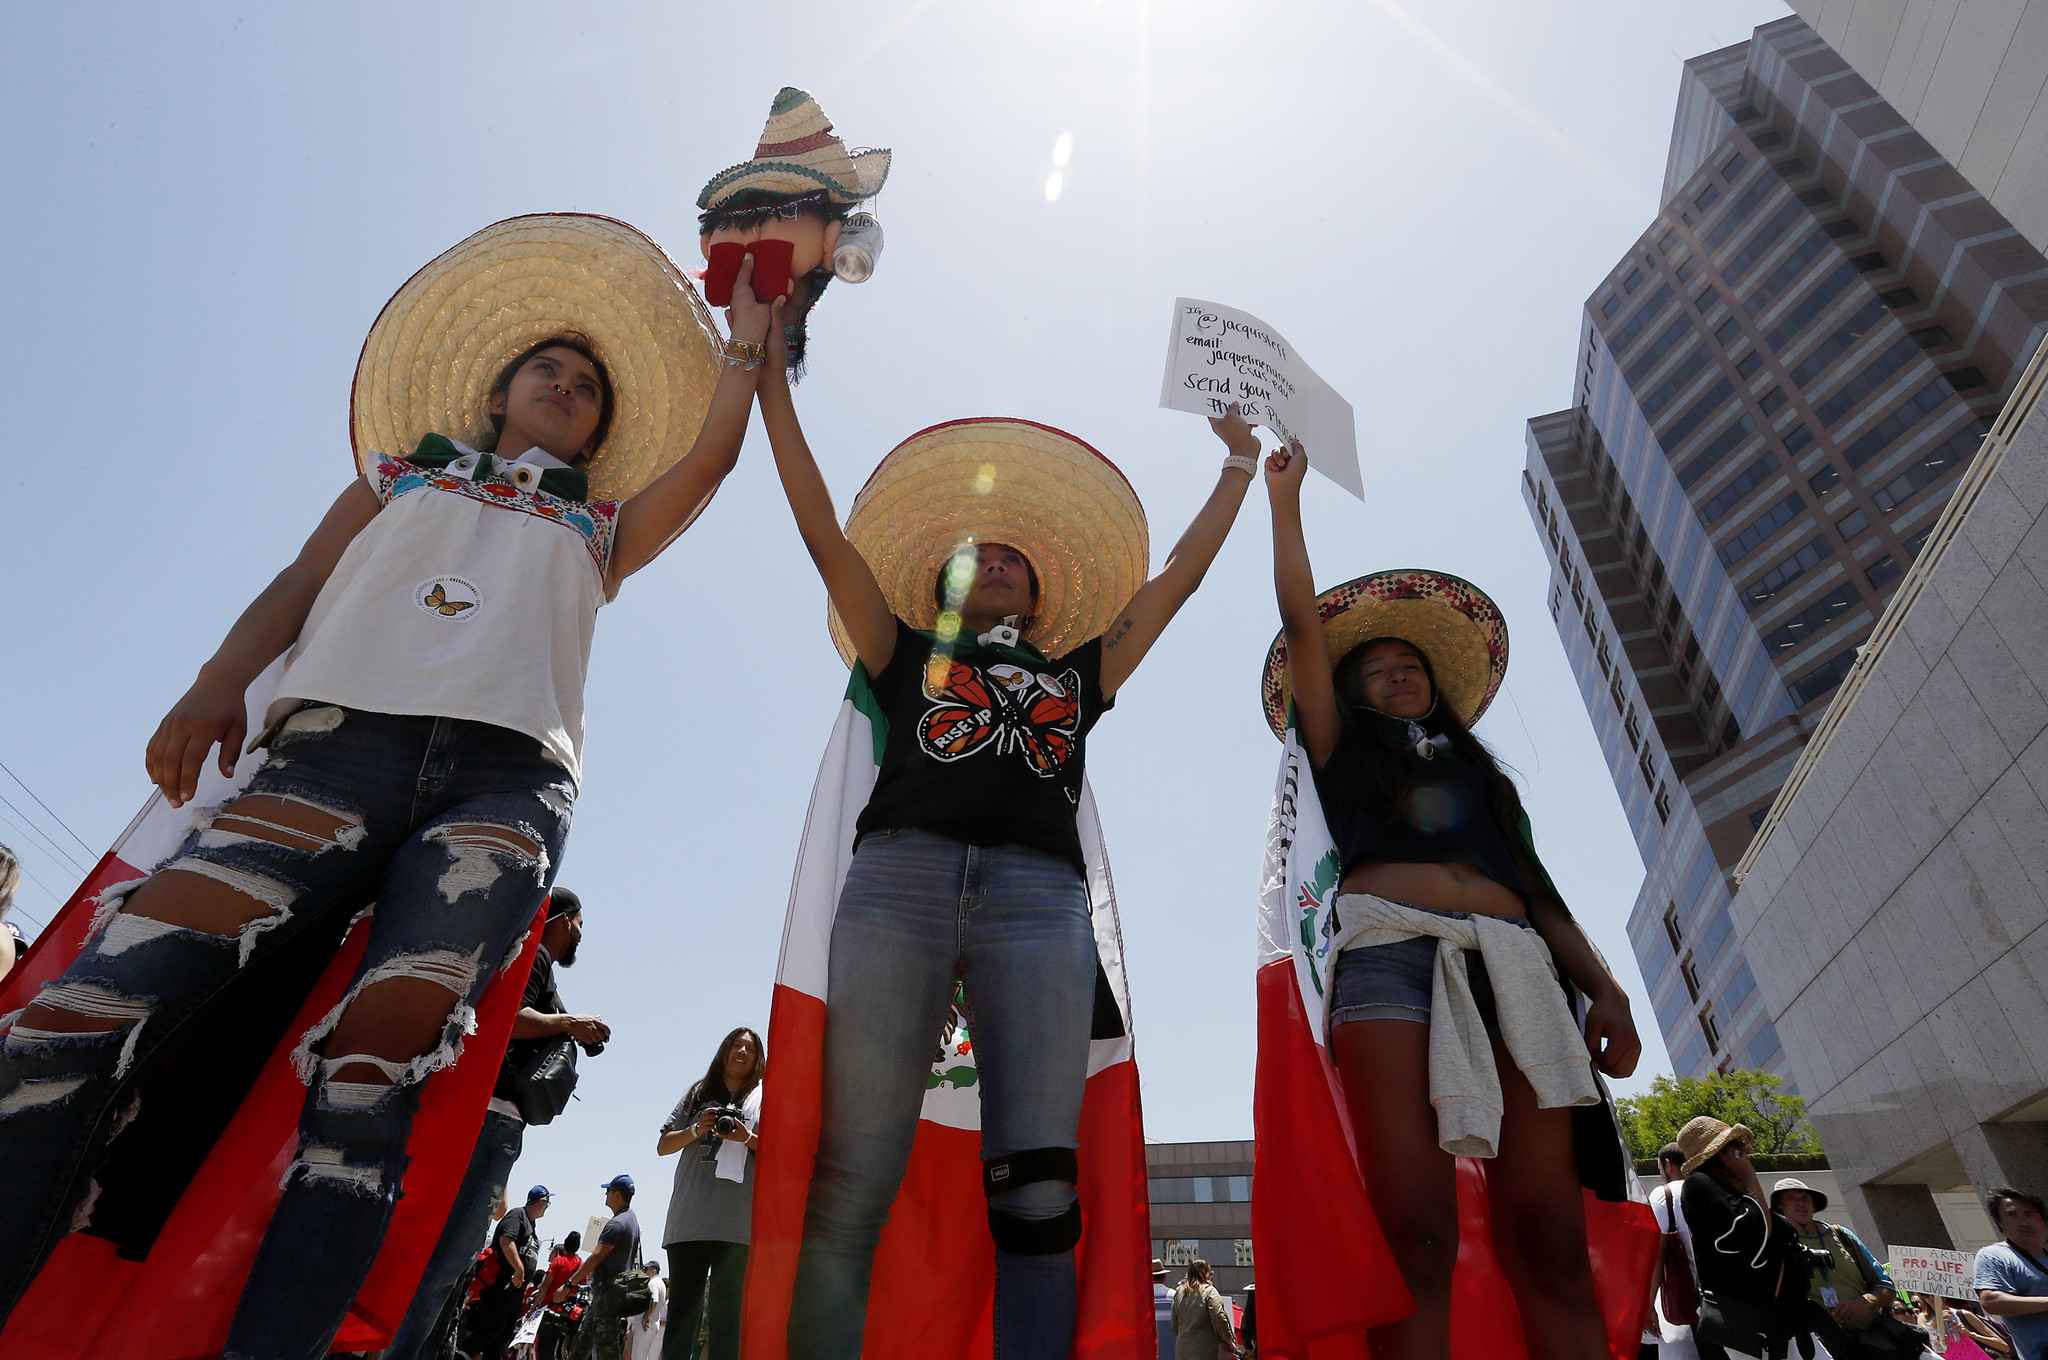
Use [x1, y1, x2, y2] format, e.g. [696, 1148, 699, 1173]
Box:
[829, 419, 1149, 665]
[698, 87, 891, 212]
[351, 213, 722, 503]
[1676, 1115, 1753, 1176]
[1260, 569, 1508, 739]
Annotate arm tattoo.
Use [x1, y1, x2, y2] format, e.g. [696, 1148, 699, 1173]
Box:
[1104, 618, 1135, 652]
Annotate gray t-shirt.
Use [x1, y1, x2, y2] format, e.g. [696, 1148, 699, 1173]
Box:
[595, 1207, 641, 1282]
[1975, 1241, 2048, 1359]
[496, 1204, 541, 1276]
[660, 1085, 757, 1248]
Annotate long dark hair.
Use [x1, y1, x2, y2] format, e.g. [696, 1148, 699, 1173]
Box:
[684, 1026, 765, 1112]
[1336, 637, 1529, 863]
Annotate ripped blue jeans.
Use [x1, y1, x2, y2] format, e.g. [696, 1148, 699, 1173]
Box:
[0, 704, 573, 1359]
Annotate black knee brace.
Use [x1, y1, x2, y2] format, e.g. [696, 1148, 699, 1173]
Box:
[983, 1148, 1082, 1255]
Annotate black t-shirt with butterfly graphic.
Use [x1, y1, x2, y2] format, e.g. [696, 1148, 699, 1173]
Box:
[855, 617, 1113, 873]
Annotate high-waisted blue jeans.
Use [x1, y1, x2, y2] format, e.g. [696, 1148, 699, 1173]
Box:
[0, 704, 572, 1359]
[787, 828, 1098, 1360]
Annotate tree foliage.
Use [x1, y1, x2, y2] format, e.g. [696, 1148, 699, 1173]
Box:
[1615, 1068, 1822, 1161]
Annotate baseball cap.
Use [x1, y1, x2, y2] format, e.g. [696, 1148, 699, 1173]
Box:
[528, 1184, 552, 1202]
[546, 886, 582, 919]
[600, 1173, 635, 1193]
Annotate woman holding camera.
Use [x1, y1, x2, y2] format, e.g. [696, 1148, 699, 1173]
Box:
[656, 1028, 764, 1360]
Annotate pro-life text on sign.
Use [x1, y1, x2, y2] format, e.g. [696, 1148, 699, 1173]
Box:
[1886, 1244, 1975, 1298]
[1158, 298, 1363, 500]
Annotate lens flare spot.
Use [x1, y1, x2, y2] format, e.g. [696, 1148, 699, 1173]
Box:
[1043, 171, 1064, 203]
[974, 463, 997, 495]
[935, 611, 962, 642]
[1052, 132, 1073, 167]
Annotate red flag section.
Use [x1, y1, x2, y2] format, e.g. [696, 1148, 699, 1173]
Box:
[1252, 959, 1658, 1360]
[0, 851, 542, 1359]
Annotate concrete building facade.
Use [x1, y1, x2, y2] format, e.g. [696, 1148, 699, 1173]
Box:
[1732, 353, 2048, 1255]
[1521, 15, 2048, 1082]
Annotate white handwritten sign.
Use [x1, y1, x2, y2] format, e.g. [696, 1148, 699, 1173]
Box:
[1159, 298, 1363, 500]
[1887, 1244, 1976, 1298]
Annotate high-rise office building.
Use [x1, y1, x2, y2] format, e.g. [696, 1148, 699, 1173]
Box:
[1521, 16, 2048, 1082]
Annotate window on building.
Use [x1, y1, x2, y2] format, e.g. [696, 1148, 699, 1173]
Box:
[1747, 233, 1833, 316]
[1816, 338, 1921, 427]
[1695, 184, 1721, 211]
[1784, 424, 1814, 454]
[1715, 318, 1742, 345]
[1717, 493, 1804, 568]
[1788, 299, 1887, 389]
[1701, 1009, 1722, 1051]
[1743, 537, 1832, 610]
[1744, 1022, 1782, 1070]
[1809, 465, 1841, 495]
[1761, 582, 1862, 654]
[1723, 962, 1757, 1012]
[1837, 507, 1871, 540]
[1749, 806, 1770, 830]
[1873, 446, 1965, 515]
[1550, 582, 1564, 619]
[1737, 352, 1763, 379]
[1701, 907, 1733, 961]
[1595, 631, 1613, 677]
[1722, 151, 1747, 179]
[1797, 187, 1832, 207]
[1764, 261, 1859, 351]
[1638, 745, 1657, 788]
[1790, 644, 1861, 706]
[1678, 414, 1759, 488]
[1655, 782, 1672, 822]
[1760, 386, 1786, 414]
[1601, 294, 1620, 318]
[1696, 288, 1720, 313]
[1721, 715, 1742, 750]
[1877, 286, 1918, 308]
[1624, 268, 1644, 293]
[1947, 366, 1989, 390]
[1823, 219, 1859, 239]
[1677, 260, 1696, 284]
[1905, 524, 1936, 558]
[1752, 130, 1784, 149]
[1703, 672, 1724, 707]
[1661, 376, 1736, 443]
[1658, 228, 1678, 254]
[1235, 1239, 1255, 1268]
[1866, 555, 1902, 588]
[1680, 957, 1701, 1000]
[1850, 252, 1887, 272]
[1621, 702, 1642, 752]
[1664, 908, 1683, 952]
[1701, 452, 1782, 524]
[1910, 325, 1953, 349]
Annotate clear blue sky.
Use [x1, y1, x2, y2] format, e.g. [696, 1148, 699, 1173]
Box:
[1, 0, 1787, 1231]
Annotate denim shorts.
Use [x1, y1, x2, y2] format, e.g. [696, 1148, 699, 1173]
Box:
[1328, 901, 1528, 1028]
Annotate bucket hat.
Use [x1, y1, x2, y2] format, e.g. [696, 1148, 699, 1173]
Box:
[1260, 569, 1509, 739]
[351, 213, 723, 503]
[1770, 1176, 1828, 1212]
[698, 87, 891, 212]
[1675, 1115, 1753, 1176]
[830, 418, 1149, 665]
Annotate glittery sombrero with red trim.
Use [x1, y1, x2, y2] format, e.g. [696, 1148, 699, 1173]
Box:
[1260, 569, 1509, 739]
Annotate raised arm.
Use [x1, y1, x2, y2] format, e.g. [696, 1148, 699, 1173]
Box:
[1526, 895, 1640, 1078]
[1095, 405, 1259, 699]
[147, 478, 382, 806]
[1264, 436, 1342, 766]
[756, 309, 896, 674]
[606, 257, 774, 590]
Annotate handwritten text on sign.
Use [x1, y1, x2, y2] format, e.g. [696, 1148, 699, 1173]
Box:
[1158, 298, 1363, 500]
[1887, 1244, 1976, 1298]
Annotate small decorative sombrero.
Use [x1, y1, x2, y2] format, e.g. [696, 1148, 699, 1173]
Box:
[1260, 569, 1509, 739]
[698, 87, 892, 212]
[351, 213, 723, 503]
[829, 419, 1150, 666]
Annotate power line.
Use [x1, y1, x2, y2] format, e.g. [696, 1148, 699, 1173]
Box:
[0, 789, 90, 878]
[0, 758, 97, 858]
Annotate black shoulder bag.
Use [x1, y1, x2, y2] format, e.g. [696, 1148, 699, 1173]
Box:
[508, 1035, 579, 1126]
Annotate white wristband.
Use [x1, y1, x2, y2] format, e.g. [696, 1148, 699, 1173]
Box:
[1223, 453, 1258, 476]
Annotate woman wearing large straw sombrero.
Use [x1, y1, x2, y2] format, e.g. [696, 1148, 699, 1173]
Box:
[754, 312, 1262, 1358]
[0, 214, 772, 1353]
[1255, 441, 1645, 1359]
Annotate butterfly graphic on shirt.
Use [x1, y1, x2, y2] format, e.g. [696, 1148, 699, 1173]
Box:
[916, 656, 1081, 778]
[421, 583, 475, 616]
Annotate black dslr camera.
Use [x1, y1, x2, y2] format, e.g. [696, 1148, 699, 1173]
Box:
[699, 1103, 746, 1161]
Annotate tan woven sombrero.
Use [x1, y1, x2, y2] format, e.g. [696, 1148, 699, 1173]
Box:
[1261, 569, 1509, 739]
[351, 213, 723, 503]
[699, 87, 891, 212]
[829, 419, 1149, 666]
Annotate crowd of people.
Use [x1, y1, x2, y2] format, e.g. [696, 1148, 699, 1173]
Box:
[2, 78, 2041, 1360]
[1638, 1116, 2046, 1360]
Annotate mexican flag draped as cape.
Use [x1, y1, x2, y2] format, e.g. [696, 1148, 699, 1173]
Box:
[1250, 722, 1658, 1359]
[741, 668, 1153, 1360]
[0, 659, 541, 1359]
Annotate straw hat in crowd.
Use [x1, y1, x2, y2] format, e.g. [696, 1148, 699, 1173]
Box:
[830, 418, 1149, 665]
[1675, 1115, 1754, 1175]
[351, 213, 723, 503]
[1261, 569, 1510, 739]
[698, 86, 892, 212]
[1771, 1177, 1829, 1212]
